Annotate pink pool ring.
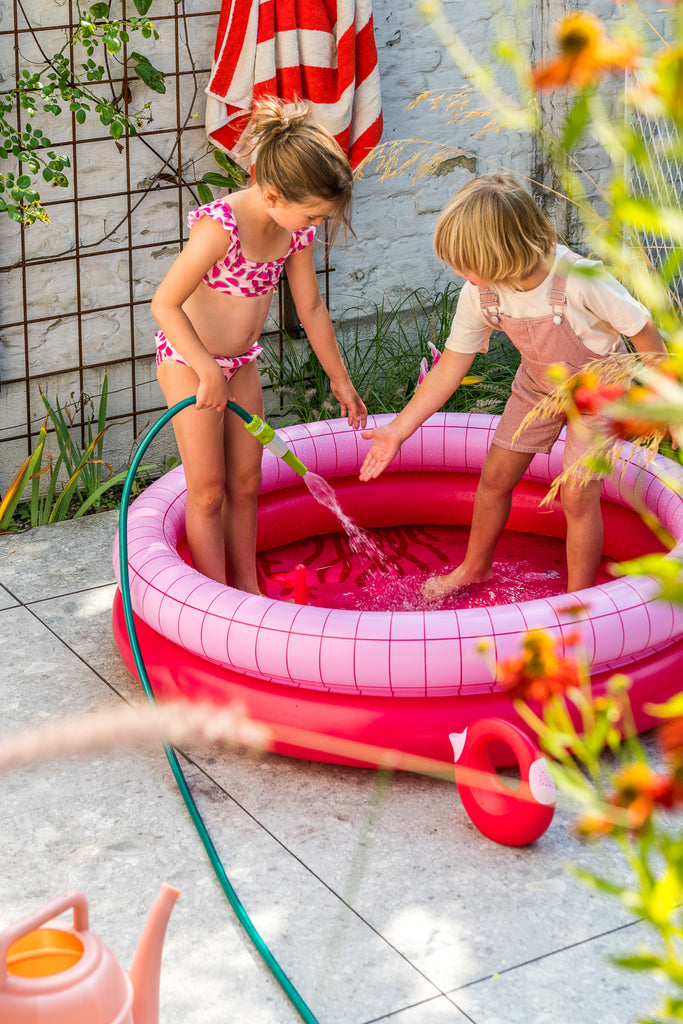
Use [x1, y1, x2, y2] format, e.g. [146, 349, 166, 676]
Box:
[112, 412, 683, 771]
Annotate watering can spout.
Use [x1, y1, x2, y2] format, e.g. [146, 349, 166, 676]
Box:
[129, 884, 180, 1024]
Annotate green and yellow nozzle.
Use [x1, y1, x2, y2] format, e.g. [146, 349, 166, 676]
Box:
[158, 396, 308, 476]
[228, 401, 309, 477]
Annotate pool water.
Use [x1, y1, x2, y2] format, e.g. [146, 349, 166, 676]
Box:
[258, 523, 614, 612]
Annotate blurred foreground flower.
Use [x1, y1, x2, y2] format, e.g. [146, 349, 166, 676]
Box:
[658, 715, 683, 775]
[576, 760, 683, 838]
[498, 630, 583, 702]
[0, 700, 272, 771]
[532, 11, 640, 90]
[569, 369, 627, 415]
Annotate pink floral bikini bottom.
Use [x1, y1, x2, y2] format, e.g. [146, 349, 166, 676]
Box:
[155, 330, 262, 382]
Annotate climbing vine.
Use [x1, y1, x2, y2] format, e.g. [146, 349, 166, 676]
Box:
[1, 1, 167, 225]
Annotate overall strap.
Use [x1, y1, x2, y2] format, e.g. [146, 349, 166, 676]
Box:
[478, 287, 501, 324]
[547, 251, 581, 324]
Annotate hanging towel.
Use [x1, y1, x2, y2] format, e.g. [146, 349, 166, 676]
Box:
[205, 0, 383, 171]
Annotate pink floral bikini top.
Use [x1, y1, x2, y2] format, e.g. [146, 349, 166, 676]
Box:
[187, 198, 316, 297]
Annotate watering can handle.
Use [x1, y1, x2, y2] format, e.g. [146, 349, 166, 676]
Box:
[0, 891, 89, 985]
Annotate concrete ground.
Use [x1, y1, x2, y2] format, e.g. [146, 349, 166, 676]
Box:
[0, 510, 667, 1023]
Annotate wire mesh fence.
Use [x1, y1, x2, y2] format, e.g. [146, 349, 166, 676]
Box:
[629, 76, 683, 311]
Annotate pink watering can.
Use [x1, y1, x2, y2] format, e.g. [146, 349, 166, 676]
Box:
[0, 884, 180, 1024]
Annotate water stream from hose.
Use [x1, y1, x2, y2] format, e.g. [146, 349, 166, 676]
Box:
[303, 470, 388, 567]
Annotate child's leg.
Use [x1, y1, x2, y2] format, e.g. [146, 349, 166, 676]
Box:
[157, 361, 230, 584]
[560, 478, 603, 592]
[220, 360, 264, 594]
[423, 444, 534, 601]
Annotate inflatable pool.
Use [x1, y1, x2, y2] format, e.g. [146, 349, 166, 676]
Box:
[112, 412, 683, 768]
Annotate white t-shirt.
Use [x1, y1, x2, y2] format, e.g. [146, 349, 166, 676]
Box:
[444, 245, 651, 357]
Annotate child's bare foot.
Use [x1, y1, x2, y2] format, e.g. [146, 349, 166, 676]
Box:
[421, 566, 491, 602]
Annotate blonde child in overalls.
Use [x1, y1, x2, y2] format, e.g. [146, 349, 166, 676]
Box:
[152, 98, 367, 591]
[360, 173, 667, 599]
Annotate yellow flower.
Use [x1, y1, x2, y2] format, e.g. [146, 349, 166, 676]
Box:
[532, 12, 640, 91]
[652, 46, 683, 121]
[557, 11, 604, 57]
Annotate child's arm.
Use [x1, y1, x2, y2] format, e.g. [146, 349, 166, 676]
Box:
[151, 217, 234, 410]
[284, 246, 368, 428]
[628, 319, 668, 356]
[359, 348, 476, 481]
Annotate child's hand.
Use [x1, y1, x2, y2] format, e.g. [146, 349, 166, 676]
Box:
[195, 367, 231, 411]
[359, 424, 402, 481]
[330, 378, 368, 429]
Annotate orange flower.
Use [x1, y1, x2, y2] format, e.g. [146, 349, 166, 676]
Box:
[575, 809, 617, 840]
[604, 384, 668, 441]
[607, 763, 674, 830]
[499, 631, 583, 703]
[571, 378, 626, 415]
[532, 12, 640, 91]
[658, 716, 683, 771]
[575, 763, 683, 838]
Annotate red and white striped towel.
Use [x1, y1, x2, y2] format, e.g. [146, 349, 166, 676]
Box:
[205, 0, 383, 171]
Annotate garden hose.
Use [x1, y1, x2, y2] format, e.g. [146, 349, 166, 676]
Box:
[117, 395, 319, 1024]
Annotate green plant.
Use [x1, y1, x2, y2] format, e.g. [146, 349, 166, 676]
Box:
[260, 286, 520, 424]
[1, 1, 166, 225]
[197, 148, 248, 205]
[394, 2, 683, 1020]
[497, 629, 683, 1024]
[0, 372, 152, 530]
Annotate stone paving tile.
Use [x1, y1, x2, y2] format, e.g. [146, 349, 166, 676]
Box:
[0, 510, 119, 602]
[449, 924, 665, 1024]
[0, 583, 18, 609]
[0, 513, 672, 1023]
[29, 583, 140, 702]
[3, 596, 423, 1023]
[181, 738, 637, 992]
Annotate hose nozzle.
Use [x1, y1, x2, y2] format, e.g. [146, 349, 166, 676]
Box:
[244, 414, 308, 477]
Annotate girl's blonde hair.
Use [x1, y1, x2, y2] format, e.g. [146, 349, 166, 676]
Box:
[249, 97, 353, 243]
[434, 173, 556, 285]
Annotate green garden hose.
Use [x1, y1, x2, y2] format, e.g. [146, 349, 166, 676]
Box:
[117, 395, 319, 1024]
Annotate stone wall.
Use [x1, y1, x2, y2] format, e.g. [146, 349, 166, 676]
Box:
[0, 0, 668, 495]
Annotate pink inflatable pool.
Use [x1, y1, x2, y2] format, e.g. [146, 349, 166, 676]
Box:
[112, 412, 683, 768]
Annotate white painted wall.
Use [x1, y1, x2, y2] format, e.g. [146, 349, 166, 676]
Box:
[0, 0, 671, 493]
[329, 0, 526, 317]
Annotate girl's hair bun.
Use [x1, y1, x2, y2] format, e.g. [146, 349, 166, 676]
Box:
[248, 96, 354, 245]
[250, 97, 310, 140]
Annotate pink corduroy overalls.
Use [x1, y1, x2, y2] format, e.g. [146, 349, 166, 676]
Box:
[479, 252, 624, 471]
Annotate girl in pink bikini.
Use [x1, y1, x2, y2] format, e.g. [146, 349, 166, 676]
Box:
[360, 174, 667, 600]
[152, 98, 367, 591]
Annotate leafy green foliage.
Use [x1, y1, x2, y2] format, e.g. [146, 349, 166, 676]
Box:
[0, 372, 153, 530]
[129, 53, 166, 94]
[198, 149, 249, 204]
[0, 2, 165, 224]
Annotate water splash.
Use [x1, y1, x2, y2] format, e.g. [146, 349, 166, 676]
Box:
[303, 471, 389, 568]
[259, 474, 609, 612]
[353, 561, 565, 612]
[259, 520, 610, 611]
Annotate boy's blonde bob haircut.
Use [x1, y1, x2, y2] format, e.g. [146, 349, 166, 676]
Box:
[434, 173, 556, 285]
